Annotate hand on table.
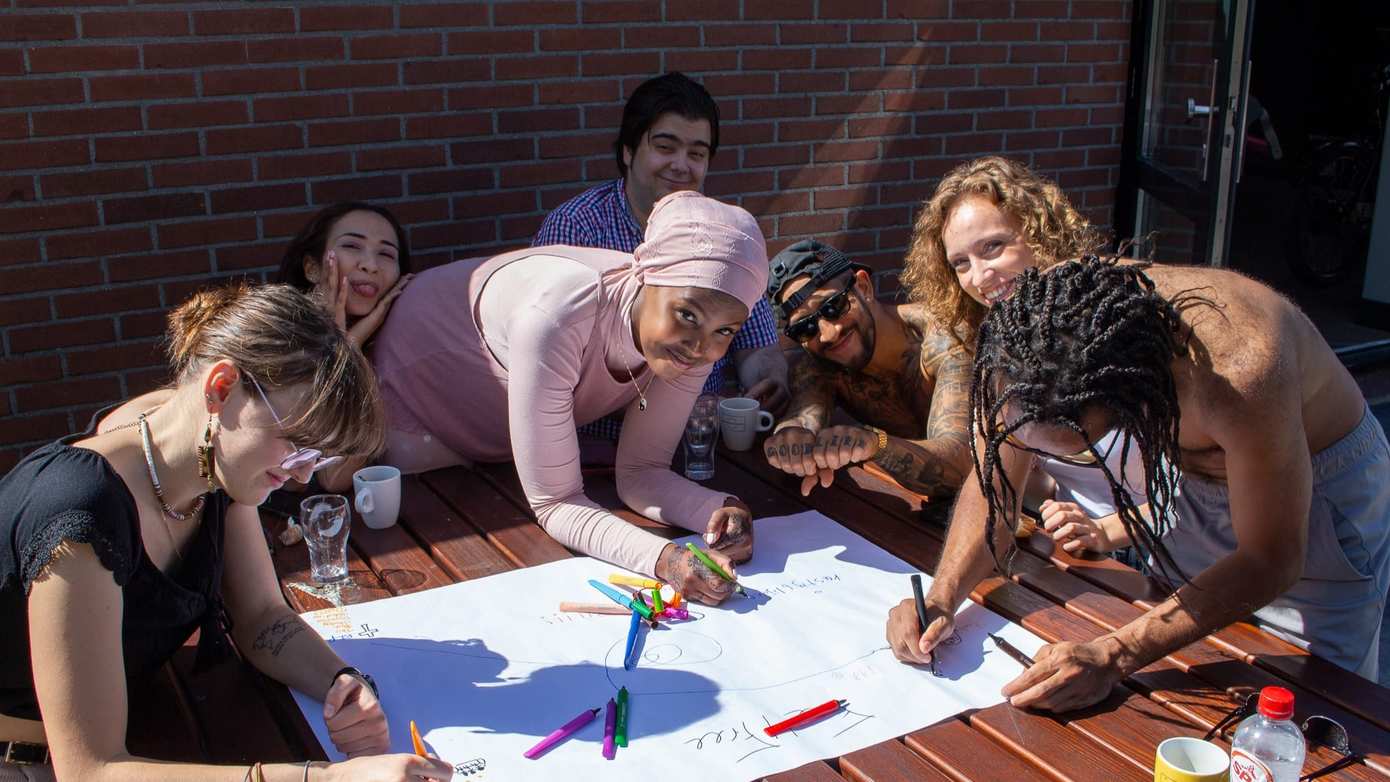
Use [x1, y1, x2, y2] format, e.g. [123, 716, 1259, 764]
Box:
[1000, 638, 1126, 712]
[704, 497, 754, 564]
[886, 597, 955, 665]
[323, 672, 390, 758]
[656, 543, 736, 605]
[326, 754, 455, 782]
[765, 426, 819, 480]
[1039, 500, 1113, 554]
[788, 425, 884, 497]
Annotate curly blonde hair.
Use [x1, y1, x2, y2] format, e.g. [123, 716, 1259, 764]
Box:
[902, 156, 1103, 345]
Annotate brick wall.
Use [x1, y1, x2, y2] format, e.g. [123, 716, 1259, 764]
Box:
[0, 0, 1133, 472]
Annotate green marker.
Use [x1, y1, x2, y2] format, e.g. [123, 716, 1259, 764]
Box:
[684, 541, 745, 594]
[615, 686, 629, 747]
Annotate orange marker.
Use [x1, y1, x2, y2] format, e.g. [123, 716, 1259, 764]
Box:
[410, 719, 426, 756]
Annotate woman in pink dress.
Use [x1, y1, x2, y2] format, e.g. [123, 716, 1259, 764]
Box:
[369, 191, 769, 604]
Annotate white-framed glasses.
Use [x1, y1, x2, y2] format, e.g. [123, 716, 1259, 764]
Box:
[246, 374, 343, 474]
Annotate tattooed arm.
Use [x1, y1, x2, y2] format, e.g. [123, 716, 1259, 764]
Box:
[868, 333, 974, 497]
[766, 356, 839, 477]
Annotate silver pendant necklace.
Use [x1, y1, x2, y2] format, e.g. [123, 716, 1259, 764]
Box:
[624, 364, 656, 412]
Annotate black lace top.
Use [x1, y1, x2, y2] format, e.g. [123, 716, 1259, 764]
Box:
[0, 413, 232, 721]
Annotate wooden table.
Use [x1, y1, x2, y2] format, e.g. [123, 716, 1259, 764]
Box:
[126, 444, 1390, 781]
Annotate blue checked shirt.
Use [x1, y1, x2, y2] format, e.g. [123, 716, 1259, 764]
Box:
[533, 178, 779, 441]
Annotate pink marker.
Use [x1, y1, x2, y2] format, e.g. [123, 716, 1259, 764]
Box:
[601, 698, 617, 759]
[661, 606, 690, 620]
[523, 706, 600, 759]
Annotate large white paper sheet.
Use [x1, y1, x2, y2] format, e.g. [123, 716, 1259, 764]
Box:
[292, 511, 1044, 781]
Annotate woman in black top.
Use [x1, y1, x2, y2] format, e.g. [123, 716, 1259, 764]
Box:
[0, 284, 451, 781]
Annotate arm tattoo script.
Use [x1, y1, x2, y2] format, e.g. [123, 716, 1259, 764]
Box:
[252, 614, 308, 658]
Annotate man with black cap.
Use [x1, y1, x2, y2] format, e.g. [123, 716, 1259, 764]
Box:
[764, 239, 974, 499]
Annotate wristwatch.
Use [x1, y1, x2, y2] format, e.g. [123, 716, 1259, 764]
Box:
[333, 666, 379, 699]
[865, 425, 889, 454]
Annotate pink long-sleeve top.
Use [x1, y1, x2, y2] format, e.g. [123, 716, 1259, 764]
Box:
[371, 245, 728, 575]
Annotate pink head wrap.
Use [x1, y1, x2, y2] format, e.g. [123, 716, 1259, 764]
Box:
[631, 191, 768, 313]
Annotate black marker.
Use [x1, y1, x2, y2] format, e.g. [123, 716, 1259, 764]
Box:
[988, 633, 1036, 668]
[910, 574, 930, 633]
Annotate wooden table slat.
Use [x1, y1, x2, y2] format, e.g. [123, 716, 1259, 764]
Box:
[345, 500, 455, 596]
[969, 703, 1150, 782]
[421, 466, 573, 568]
[839, 738, 955, 782]
[761, 761, 850, 782]
[396, 474, 521, 581]
[903, 718, 1055, 781]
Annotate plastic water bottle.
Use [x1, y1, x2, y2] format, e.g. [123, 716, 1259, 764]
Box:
[1229, 686, 1306, 782]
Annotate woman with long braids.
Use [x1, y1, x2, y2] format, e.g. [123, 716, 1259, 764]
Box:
[887, 255, 1390, 708]
[903, 156, 1151, 556]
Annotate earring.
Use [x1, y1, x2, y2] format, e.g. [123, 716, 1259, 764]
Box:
[196, 415, 217, 493]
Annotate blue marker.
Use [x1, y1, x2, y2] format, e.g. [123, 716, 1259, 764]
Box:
[589, 579, 655, 621]
[622, 607, 642, 670]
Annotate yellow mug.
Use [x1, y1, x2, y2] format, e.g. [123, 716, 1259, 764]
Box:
[1155, 736, 1230, 782]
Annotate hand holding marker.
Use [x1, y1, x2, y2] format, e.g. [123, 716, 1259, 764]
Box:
[685, 541, 746, 595]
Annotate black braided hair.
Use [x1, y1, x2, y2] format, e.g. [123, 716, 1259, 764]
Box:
[969, 255, 1196, 587]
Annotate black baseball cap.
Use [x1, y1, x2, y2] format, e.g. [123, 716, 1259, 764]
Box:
[767, 239, 869, 317]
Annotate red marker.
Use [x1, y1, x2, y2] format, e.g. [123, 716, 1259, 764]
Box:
[763, 699, 847, 737]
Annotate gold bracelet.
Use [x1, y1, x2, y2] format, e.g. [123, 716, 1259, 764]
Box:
[865, 425, 888, 453]
[253, 762, 266, 782]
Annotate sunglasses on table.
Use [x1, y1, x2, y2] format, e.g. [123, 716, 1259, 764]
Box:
[246, 374, 344, 474]
[784, 277, 857, 344]
[1203, 692, 1365, 781]
[992, 421, 1101, 467]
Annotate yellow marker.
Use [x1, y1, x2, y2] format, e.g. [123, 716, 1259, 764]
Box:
[609, 573, 662, 590]
[410, 720, 426, 756]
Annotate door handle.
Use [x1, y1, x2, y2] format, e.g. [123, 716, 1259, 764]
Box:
[1198, 59, 1219, 182]
[1186, 98, 1216, 119]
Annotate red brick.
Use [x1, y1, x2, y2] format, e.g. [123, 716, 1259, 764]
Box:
[0, 293, 48, 326]
[448, 84, 533, 110]
[540, 28, 619, 52]
[1037, 64, 1091, 84]
[214, 241, 285, 270]
[0, 51, 23, 77]
[1015, 0, 1069, 17]
[1, 262, 101, 299]
[299, 5, 393, 31]
[0, 355, 62, 385]
[954, 0, 1011, 16]
[32, 106, 139, 137]
[389, 197, 450, 225]
[403, 58, 491, 85]
[582, 1, 661, 23]
[156, 216, 258, 249]
[256, 151, 352, 181]
[89, 73, 195, 102]
[1035, 107, 1089, 126]
[847, 67, 913, 90]
[499, 159, 580, 188]
[148, 100, 248, 130]
[1010, 44, 1066, 63]
[700, 25, 772, 46]
[948, 89, 1007, 109]
[744, 48, 811, 71]
[1065, 84, 1119, 104]
[745, 96, 812, 120]
[0, 115, 26, 142]
[410, 219, 496, 250]
[108, 249, 211, 282]
[254, 94, 349, 122]
[0, 237, 41, 267]
[538, 132, 608, 160]
[41, 167, 146, 198]
[623, 25, 701, 48]
[0, 413, 73, 444]
[311, 175, 403, 204]
[495, 2, 575, 25]
[203, 66, 302, 96]
[306, 63, 397, 91]
[404, 114, 491, 139]
[775, 165, 843, 189]
[193, 8, 295, 35]
[0, 202, 97, 234]
[977, 109, 1034, 130]
[10, 318, 116, 353]
[81, 10, 188, 37]
[28, 44, 139, 73]
[887, 0, 948, 17]
[1041, 21, 1096, 39]
[664, 0, 736, 19]
[777, 118, 842, 141]
[449, 138, 534, 164]
[446, 30, 533, 55]
[65, 341, 164, 376]
[0, 14, 76, 41]
[849, 159, 910, 182]
[0, 139, 88, 171]
[816, 48, 883, 69]
[55, 285, 159, 321]
[0, 77, 83, 109]
[977, 65, 1035, 87]
[741, 191, 812, 216]
[1072, 1, 1128, 19]
[815, 140, 880, 162]
[353, 88, 444, 117]
[119, 310, 172, 340]
[144, 41, 247, 69]
[781, 71, 846, 94]
[247, 37, 345, 64]
[663, 50, 728, 73]
[45, 226, 150, 260]
[882, 90, 944, 112]
[497, 55, 578, 81]
[399, 3, 488, 27]
[944, 131, 1005, 154]
[983, 21, 1039, 41]
[206, 124, 301, 154]
[1067, 42, 1122, 62]
[1062, 126, 1112, 146]
[209, 183, 305, 215]
[1004, 129, 1060, 150]
[538, 79, 620, 105]
[259, 210, 317, 239]
[95, 132, 198, 162]
[583, 103, 623, 129]
[103, 192, 205, 225]
[352, 33, 442, 60]
[499, 107, 578, 133]
[744, 0, 813, 19]
[779, 212, 843, 235]
[1007, 86, 1064, 105]
[948, 44, 1008, 64]
[355, 145, 446, 172]
[308, 118, 400, 147]
[743, 144, 809, 168]
[1092, 62, 1128, 83]
[153, 159, 253, 188]
[849, 115, 911, 137]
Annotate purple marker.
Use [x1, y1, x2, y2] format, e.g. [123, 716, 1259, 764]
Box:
[602, 697, 617, 759]
[661, 606, 690, 621]
[523, 706, 600, 759]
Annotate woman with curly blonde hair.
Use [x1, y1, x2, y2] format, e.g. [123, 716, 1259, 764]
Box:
[902, 156, 1103, 345]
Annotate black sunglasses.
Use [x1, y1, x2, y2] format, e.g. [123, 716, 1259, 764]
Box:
[784, 277, 857, 343]
[1203, 692, 1364, 781]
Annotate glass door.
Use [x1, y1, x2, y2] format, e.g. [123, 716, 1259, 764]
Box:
[1116, 0, 1256, 266]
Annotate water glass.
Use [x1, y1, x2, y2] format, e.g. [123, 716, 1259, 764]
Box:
[684, 394, 719, 480]
[300, 494, 351, 584]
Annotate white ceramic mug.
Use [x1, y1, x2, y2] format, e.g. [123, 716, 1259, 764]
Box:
[352, 465, 402, 530]
[718, 397, 774, 451]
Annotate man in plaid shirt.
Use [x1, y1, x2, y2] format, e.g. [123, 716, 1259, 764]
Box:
[534, 72, 788, 443]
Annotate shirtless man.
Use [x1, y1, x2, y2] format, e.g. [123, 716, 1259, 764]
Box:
[762, 239, 973, 499]
[886, 256, 1390, 710]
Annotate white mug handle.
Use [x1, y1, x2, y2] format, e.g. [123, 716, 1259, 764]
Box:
[756, 411, 774, 431]
[355, 487, 375, 515]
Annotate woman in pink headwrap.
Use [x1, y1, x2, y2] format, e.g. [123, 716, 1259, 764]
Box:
[361, 191, 769, 604]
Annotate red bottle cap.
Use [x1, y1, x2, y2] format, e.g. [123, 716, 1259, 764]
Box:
[1258, 686, 1295, 720]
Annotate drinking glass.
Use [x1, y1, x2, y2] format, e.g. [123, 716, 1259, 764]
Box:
[300, 494, 351, 584]
[683, 394, 719, 480]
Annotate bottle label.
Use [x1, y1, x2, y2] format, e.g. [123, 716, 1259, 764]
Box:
[1230, 748, 1274, 782]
